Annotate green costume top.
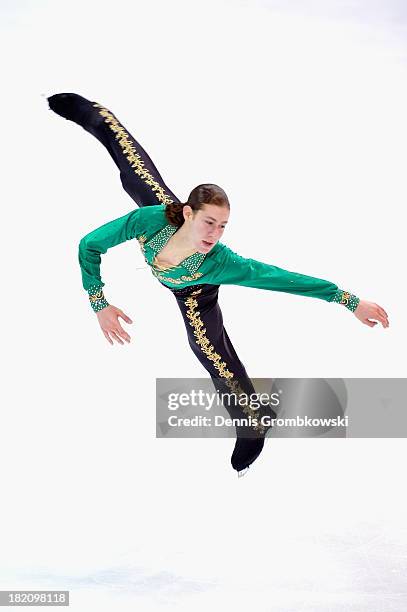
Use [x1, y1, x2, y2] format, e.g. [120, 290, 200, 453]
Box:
[78, 204, 360, 314]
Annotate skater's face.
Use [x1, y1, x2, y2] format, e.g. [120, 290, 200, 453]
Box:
[183, 204, 229, 253]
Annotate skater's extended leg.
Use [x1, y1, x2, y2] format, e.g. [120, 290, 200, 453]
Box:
[47, 92, 180, 207]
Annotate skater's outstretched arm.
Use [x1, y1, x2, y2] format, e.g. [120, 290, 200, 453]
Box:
[208, 244, 389, 327]
[47, 93, 181, 207]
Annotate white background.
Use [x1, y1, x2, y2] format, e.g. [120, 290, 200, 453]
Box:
[0, 1, 406, 610]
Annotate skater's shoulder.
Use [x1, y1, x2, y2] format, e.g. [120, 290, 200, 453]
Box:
[137, 203, 166, 221]
[201, 242, 233, 270]
[204, 242, 251, 271]
[137, 204, 168, 232]
[208, 241, 236, 261]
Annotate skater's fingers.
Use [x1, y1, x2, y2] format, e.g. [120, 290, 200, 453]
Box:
[377, 307, 389, 326]
[103, 330, 113, 345]
[115, 325, 131, 343]
[110, 331, 124, 345]
[364, 319, 377, 327]
[118, 311, 133, 324]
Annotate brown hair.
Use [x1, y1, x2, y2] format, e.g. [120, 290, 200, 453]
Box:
[165, 184, 230, 227]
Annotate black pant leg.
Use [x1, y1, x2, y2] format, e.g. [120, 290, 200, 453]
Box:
[171, 284, 276, 472]
[47, 93, 181, 207]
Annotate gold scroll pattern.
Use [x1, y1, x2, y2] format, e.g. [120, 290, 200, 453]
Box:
[92, 103, 174, 206]
[185, 289, 266, 434]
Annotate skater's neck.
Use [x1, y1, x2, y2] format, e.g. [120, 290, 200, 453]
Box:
[171, 223, 197, 255]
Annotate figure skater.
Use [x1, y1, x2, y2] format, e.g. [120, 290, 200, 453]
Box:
[47, 93, 389, 478]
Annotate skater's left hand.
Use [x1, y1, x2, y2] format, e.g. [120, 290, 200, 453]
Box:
[354, 300, 389, 328]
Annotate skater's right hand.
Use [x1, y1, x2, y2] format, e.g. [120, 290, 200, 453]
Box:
[96, 305, 133, 345]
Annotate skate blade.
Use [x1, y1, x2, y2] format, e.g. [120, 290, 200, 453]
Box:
[237, 466, 250, 478]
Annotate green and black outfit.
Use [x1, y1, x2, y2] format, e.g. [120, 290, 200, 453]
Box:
[47, 93, 360, 473]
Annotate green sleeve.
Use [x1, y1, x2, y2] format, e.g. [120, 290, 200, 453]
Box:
[211, 245, 360, 312]
[78, 207, 143, 312]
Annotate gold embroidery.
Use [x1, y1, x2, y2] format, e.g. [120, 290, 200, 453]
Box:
[340, 291, 350, 305]
[184, 292, 265, 433]
[137, 234, 147, 258]
[152, 254, 179, 272]
[151, 268, 203, 284]
[92, 104, 174, 206]
[89, 289, 104, 303]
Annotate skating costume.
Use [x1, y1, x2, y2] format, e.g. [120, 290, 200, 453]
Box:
[47, 93, 360, 474]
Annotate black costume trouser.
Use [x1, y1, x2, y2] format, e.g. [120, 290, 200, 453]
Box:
[47, 93, 276, 471]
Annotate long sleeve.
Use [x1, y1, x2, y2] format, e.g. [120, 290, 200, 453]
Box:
[78, 207, 143, 312]
[210, 245, 360, 312]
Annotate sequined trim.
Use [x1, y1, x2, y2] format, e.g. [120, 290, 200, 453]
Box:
[184, 290, 266, 434]
[92, 103, 174, 206]
[331, 289, 360, 313]
[88, 284, 109, 313]
[146, 224, 177, 251]
[183, 251, 206, 275]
